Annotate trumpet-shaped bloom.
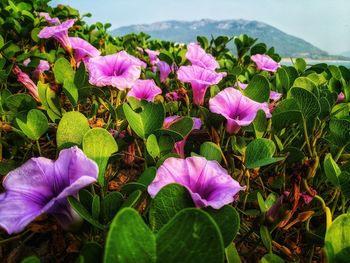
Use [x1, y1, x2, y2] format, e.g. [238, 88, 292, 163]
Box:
[251, 54, 280, 72]
[148, 156, 245, 209]
[337, 92, 345, 102]
[33, 60, 50, 78]
[38, 19, 76, 51]
[163, 116, 201, 158]
[157, 61, 172, 83]
[13, 65, 40, 102]
[186, 43, 219, 70]
[145, 49, 160, 66]
[209, 88, 271, 134]
[0, 146, 98, 234]
[39, 12, 60, 25]
[177, 65, 226, 105]
[127, 79, 162, 102]
[87, 51, 146, 90]
[69, 37, 101, 64]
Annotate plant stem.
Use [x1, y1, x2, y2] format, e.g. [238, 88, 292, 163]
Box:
[36, 140, 42, 156]
[302, 119, 313, 157]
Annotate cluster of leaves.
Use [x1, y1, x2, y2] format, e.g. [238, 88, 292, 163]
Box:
[1, 0, 350, 262]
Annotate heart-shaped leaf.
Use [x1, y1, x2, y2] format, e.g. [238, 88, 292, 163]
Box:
[243, 75, 270, 102]
[200, 141, 223, 163]
[54, 57, 74, 84]
[245, 138, 284, 169]
[16, 109, 48, 140]
[83, 128, 118, 186]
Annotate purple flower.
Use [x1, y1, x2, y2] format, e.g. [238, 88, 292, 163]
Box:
[38, 19, 76, 51]
[86, 51, 146, 90]
[145, 49, 160, 66]
[186, 43, 219, 70]
[156, 61, 172, 83]
[177, 65, 226, 106]
[251, 54, 280, 72]
[23, 58, 31, 67]
[0, 146, 98, 234]
[163, 116, 201, 158]
[39, 12, 61, 25]
[148, 156, 245, 209]
[209, 88, 271, 134]
[236, 81, 248, 90]
[337, 92, 345, 102]
[69, 37, 101, 64]
[33, 60, 50, 78]
[13, 65, 40, 102]
[127, 79, 162, 102]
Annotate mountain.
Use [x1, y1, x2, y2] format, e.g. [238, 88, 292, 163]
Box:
[111, 19, 331, 59]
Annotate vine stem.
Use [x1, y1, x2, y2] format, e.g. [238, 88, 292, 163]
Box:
[36, 140, 42, 156]
[302, 119, 313, 157]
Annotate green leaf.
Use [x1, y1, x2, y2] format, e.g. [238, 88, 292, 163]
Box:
[101, 192, 124, 222]
[272, 98, 302, 131]
[325, 213, 350, 263]
[293, 77, 317, 94]
[79, 242, 102, 263]
[324, 153, 341, 187]
[149, 184, 194, 231]
[204, 206, 240, 247]
[260, 226, 272, 252]
[83, 128, 118, 186]
[123, 101, 165, 139]
[56, 111, 90, 149]
[253, 110, 268, 138]
[294, 58, 306, 72]
[67, 196, 105, 230]
[20, 256, 40, 263]
[16, 109, 48, 140]
[290, 87, 321, 120]
[92, 195, 100, 220]
[147, 134, 160, 159]
[121, 190, 142, 208]
[276, 67, 290, 92]
[245, 138, 284, 169]
[138, 167, 157, 187]
[328, 65, 342, 81]
[339, 172, 350, 201]
[200, 141, 223, 163]
[63, 79, 79, 106]
[157, 208, 224, 263]
[53, 58, 74, 84]
[243, 75, 270, 102]
[5, 94, 36, 113]
[225, 243, 241, 263]
[260, 253, 285, 263]
[166, 116, 194, 139]
[104, 208, 156, 263]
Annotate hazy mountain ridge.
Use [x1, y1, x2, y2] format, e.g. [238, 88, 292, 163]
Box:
[111, 19, 349, 60]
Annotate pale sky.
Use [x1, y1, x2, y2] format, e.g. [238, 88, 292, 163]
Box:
[51, 0, 350, 55]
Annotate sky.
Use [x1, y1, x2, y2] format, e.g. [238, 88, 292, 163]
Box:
[50, 0, 350, 55]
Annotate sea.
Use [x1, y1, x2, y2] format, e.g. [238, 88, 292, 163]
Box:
[281, 59, 350, 68]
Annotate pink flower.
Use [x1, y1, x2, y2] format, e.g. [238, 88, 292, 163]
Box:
[33, 60, 50, 78]
[163, 116, 201, 158]
[13, 65, 40, 102]
[177, 65, 226, 106]
[38, 19, 76, 51]
[127, 79, 162, 102]
[251, 54, 280, 72]
[337, 92, 345, 102]
[156, 61, 172, 83]
[23, 58, 31, 67]
[86, 51, 146, 90]
[186, 43, 219, 70]
[39, 12, 60, 25]
[236, 81, 248, 90]
[145, 49, 160, 66]
[69, 37, 101, 64]
[148, 156, 245, 209]
[209, 88, 271, 134]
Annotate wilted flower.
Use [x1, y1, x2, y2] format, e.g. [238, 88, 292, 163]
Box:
[127, 79, 162, 102]
[33, 60, 50, 78]
[145, 49, 160, 66]
[251, 54, 280, 72]
[0, 146, 98, 234]
[156, 61, 172, 83]
[69, 37, 101, 64]
[38, 19, 76, 51]
[209, 88, 271, 134]
[13, 65, 40, 102]
[177, 65, 226, 106]
[163, 116, 201, 158]
[39, 12, 61, 25]
[186, 43, 219, 70]
[148, 156, 245, 209]
[86, 51, 146, 90]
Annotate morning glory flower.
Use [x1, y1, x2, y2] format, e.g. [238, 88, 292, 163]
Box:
[23, 58, 31, 66]
[38, 19, 76, 51]
[33, 60, 50, 78]
[145, 49, 160, 66]
[86, 51, 146, 90]
[156, 61, 172, 83]
[13, 65, 40, 102]
[209, 88, 271, 134]
[251, 54, 280, 72]
[39, 12, 61, 25]
[186, 43, 219, 70]
[69, 37, 101, 64]
[127, 79, 162, 102]
[148, 156, 245, 209]
[177, 65, 226, 106]
[337, 92, 345, 102]
[163, 116, 201, 158]
[0, 146, 98, 234]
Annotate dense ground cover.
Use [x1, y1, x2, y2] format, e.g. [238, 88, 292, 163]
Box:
[1, 0, 350, 262]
